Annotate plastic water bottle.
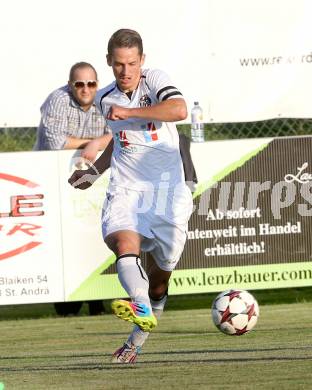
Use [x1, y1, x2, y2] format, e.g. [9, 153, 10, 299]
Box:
[191, 101, 205, 142]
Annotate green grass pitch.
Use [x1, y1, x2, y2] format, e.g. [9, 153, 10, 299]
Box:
[0, 301, 311, 389]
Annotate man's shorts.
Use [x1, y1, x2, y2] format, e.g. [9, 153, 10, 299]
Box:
[101, 184, 193, 271]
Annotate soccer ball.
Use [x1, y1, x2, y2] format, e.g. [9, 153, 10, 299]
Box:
[211, 289, 259, 335]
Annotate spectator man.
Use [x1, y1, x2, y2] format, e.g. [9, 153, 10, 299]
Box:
[34, 61, 112, 315]
[34, 61, 112, 164]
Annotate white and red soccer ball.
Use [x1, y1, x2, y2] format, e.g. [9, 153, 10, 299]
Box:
[211, 289, 259, 335]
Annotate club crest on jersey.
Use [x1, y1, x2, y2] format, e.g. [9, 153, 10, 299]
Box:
[139, 94, 152, 107]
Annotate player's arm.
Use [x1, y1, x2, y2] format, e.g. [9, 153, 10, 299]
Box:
[107, 69, 187, 122]
[81, 133, 113, 152]
[79, 133, 113, 162]
[107, 98, 187, 122]
[68, 138, 114, 190]
[64, 137, 93, 149]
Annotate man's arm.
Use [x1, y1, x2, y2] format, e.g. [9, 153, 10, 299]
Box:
[107, 98, 187, 122]
[80, 133, 113, 163]
[68, 138, 114, 190]
[64, 137, 93, 149]
[92, 137, 114, 174]
[64, 132, 112, 150]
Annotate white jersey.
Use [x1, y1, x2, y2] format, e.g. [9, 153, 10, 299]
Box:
[96, 69, 185, 191]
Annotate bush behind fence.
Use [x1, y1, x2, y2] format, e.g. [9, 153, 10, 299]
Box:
[1, 118, 312, 152]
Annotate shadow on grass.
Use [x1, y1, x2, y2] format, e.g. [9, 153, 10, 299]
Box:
[1, 354, 312, 372]
[1, 345, 311, 362]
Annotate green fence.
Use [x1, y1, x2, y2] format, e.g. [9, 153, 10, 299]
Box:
[1, 118, 312, 152]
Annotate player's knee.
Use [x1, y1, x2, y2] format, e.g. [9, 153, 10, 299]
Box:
[149, 284, 168, 300]
[105, 231, 140, 256]
[104, 237, 136, 256]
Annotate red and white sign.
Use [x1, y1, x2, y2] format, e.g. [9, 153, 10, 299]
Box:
[0, 152, 64, 304]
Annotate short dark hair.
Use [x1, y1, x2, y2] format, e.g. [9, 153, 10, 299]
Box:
[107, 29, 143, 57]
[69, 62, 97, 81]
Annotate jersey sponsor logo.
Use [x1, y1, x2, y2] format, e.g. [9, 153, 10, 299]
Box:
[143, 122, 158, 142]
[116, 131, 130, 148]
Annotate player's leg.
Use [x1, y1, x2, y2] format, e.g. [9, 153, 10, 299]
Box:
[102, 189, 157, 363]
[106, 230, 157, 332]
[107, 234, 157, 363]
[105, 229, 140, 257]
[147, 255, 171, 304]
[114, 255, 169, 363]
[125, 253, 169, 350]
[114, 185, 192, 362]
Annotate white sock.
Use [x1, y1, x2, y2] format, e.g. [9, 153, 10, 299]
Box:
[127, 293, 168, 347]
[116, 254, 151, 310]
[150, 293, 168, 318]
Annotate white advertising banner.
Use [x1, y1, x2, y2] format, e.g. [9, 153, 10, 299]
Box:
[1, 139, 312, 305]
[206, 0, 312, 122]
[1, 0, 312, 126]
[57, 151, 113, 300]
[0, 151, 64, 304]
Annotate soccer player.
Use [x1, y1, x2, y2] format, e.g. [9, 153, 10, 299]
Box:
[68, 29, 193, 363]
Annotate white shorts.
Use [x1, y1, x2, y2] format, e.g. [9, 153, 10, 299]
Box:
[101, 184, 193, 271]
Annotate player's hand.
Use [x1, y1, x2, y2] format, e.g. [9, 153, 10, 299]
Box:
[68, 167, 98, 190]
[106, 105, 130, 120]
[80, 139, 100, 163]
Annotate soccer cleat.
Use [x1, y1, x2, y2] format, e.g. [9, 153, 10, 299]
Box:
[111, 299, 157, 332]
[111, 343, 141, 364]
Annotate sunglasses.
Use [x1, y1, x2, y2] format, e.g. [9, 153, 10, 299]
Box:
[72, 80, 98, 89]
